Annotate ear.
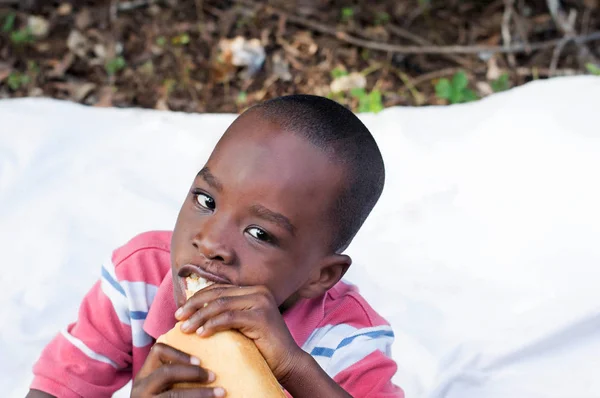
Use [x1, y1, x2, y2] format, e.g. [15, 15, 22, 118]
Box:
[297, 254, 352, 299]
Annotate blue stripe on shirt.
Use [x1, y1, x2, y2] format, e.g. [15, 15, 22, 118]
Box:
[310, 329, 394, 358]
[311, 347, 336, 357]
[130, 311, 148, 320]
[337, 330, 394, 349]
[101, 266, 126, 296]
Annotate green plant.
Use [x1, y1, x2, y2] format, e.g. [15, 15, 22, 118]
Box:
[7, 71, 30, 91]
[105, 56, 126, 76]
[155, 36, 167, 47]
[586, 63, 600, 76]
[491, 72, 510, 92]
[236, 91, 248, 105]
[10, 27, 34, 44]
[172, 33, 190, 46]
[330, 66, 348, 79]
[2, 12, 16, 32]
[435, 71, 478, 104]
[341, 7, 354, 22]
[350, 87, 384, 113]
[374, 11, 390, 25]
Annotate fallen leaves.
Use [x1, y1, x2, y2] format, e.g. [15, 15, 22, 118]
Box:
[0, 1, 598, 112]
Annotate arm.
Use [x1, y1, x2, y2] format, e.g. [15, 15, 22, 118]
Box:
[25, 390, 55, 398]
[280, 351, 352, 398]
[29, 266, 135, 397]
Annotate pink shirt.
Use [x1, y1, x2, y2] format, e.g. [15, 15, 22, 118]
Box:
[31, 231, 403, 397]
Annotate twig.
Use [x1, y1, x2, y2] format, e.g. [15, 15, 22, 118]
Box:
[502, 0, 517, 67]
[195, 0, 204, 22]
[546, 0, 599, 74]
[549, 37, 570, 75]
[116, 0, 158, 11]
[387, 24, 473, 69]
[235, 1, 600, 55]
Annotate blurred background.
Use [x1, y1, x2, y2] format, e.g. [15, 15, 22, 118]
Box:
[0, 0, 599, 113]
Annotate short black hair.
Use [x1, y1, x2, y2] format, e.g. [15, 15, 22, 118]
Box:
[250, 94, 385, 252]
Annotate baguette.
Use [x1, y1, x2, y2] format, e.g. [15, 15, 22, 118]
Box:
[157, 276, 286, 397]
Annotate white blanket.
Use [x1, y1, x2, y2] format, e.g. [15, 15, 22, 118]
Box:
[1, 76, 599, 398]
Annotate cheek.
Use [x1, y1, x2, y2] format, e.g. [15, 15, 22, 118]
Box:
[239, 252, 301, 302]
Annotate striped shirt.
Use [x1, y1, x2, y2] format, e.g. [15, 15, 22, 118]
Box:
[31, 231, 403, 397]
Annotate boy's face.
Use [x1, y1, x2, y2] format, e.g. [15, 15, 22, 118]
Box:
[171, 111, 349, 309]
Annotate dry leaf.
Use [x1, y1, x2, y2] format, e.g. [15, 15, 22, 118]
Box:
[57, 3, 73, 16]
[330, 72, 366, 93]
[28, 16, 50, 38]
[67, 30, 90, 58]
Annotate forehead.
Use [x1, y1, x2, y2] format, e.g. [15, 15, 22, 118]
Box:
[204, 113, 345, 222]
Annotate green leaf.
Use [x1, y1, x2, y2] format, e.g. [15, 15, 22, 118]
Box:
[341, 7, 354, 21]
[331, 67, 348, 79]
[462, 89, 478, 103]
[105, 56, 126, 76]
[236, 91, 248, 104]
[435, 78, 452, 100]
[350, 87, 366, 99]
[586, 63, 600, 76]
[449, 84, 463, 104]
[375, 11, 390, 25]
[451, 71, 469, 91]
[491, 73, 510, 92]
[10, 28, 34, 44]
[156, 36, 167, 47]
[7, 72, 29, 91]
[368, 90, 384, 113]
[172, 33, 191, 46]
[2, 12, 16, 32]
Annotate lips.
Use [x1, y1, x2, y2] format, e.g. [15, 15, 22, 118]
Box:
[177, 263, 231, 285]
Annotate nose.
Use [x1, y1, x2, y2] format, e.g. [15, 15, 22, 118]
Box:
[192, 217, 236, 265]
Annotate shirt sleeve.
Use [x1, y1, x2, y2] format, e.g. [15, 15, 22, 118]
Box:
[330, 325, 403, 397]
[30, 261, 134, 398]
[309, 324, 404, 398]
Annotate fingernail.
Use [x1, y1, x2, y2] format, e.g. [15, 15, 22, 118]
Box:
[181, 320, 191, 331]
[175, 308, 184, 319]
[207, 370, 216, 382]
[190, 356, 201, 366]
[196, 326, 204, 335]
[214, 387, 225, 397]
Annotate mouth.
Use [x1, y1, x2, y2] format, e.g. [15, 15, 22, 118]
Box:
[177, 264, 231, 296]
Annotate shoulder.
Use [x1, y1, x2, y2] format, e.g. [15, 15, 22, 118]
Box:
[303, 281, 396, 378]
[323, 280, 391, 328]
[108, 231, 172, 285]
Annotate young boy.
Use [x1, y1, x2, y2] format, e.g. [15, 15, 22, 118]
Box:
[28, 95, 403, 397]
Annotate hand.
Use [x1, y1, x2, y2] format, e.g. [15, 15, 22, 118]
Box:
[175, 284, 304, 382]
[131, 342, 225, 397]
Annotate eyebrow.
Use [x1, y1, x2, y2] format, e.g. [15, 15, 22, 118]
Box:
[250, 204, 296, 236]
[197, 167, 223, 192]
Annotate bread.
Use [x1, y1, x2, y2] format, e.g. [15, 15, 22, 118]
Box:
[156, 277, 286, 397]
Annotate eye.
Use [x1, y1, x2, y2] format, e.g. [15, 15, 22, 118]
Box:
[247, 227, 272, 242]
[194, 192, 215, 210]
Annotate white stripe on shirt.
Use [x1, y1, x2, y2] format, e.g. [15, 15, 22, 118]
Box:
[303, 324, 395, 378]
[327, 326, 395, 378]
[61, 329, 119, 368]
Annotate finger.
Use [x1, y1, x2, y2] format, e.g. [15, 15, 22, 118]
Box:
[137, 343, 202, 380]
[156, 387, 226, 398]
[177, 285, 269, 321]
[199, 309, 263, 338]
[142, 364, 215, 394]
[180, 293, 264, 333]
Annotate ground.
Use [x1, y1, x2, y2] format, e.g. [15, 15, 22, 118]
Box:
[0, 0, 599, 113]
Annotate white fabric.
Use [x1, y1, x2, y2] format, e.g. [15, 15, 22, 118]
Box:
[1, 76, 599, 397]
